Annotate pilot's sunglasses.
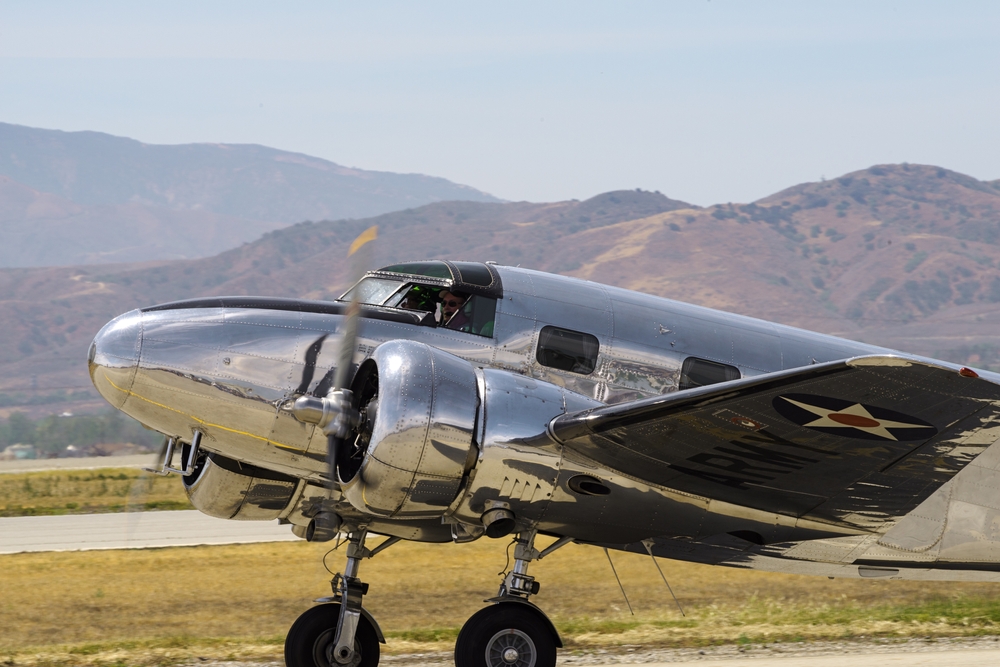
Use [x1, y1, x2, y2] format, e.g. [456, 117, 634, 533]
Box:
[443, 299, 463, 307]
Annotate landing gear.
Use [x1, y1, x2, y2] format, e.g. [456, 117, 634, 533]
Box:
[455, 531, 566, 667]
[284, 602, 379, 667]
[455, 604, 556, 667]
[285, 530, 394, 667]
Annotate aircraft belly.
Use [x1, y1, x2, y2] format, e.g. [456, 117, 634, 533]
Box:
[539, 469, 711, 544]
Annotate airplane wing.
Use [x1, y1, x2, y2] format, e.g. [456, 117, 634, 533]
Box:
[549, 356, 1000, 532]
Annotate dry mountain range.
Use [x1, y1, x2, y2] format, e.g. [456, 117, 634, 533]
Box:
[0, 122, 499, 267]
[3, 163, 1000, 419]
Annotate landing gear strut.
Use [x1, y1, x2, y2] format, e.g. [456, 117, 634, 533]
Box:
[285, 530, 394, 667]
[455, 531, 565, 667]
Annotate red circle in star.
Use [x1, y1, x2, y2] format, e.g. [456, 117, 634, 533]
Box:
[827, 413, 880, 428]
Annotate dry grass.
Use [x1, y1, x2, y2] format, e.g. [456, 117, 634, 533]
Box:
[0, 468, 192, 516]
[4, 536, 1000, 665]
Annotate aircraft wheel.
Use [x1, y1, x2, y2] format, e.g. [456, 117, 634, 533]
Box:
[455, 604, 556, 667]
[284, 603, 380, 667]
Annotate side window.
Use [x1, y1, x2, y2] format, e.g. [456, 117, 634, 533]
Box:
[679, 357, 740, 390]
[463, 295, 497, 337]
[443, 294, 497, 337]
[536, 326, 600, 375]
[390, 285, 497, 337]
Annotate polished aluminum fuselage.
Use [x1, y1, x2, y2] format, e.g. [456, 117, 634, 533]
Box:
[89, 265, 1000, 579]
[91, 267, 886, 477]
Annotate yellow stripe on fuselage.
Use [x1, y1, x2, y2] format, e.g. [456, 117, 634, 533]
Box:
[101, 371, 309, 453]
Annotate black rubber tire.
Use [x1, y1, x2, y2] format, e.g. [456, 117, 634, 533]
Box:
[454, 604, 557, 667]
[284, 603, 380, 667]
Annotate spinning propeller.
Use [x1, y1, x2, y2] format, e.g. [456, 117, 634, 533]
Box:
[291, 226, 378, 515]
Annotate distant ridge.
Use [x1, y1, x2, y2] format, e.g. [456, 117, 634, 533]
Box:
[5, 162, 1000, 420]
[0, 122, 500, 266]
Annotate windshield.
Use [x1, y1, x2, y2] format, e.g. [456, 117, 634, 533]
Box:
[339, 277, 404, 305]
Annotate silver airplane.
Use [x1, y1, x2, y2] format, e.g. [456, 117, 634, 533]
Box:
[89, 252, 1000, 667]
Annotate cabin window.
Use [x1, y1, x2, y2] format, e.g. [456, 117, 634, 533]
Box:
[536, 326, 600, 375]
[679, 357, 740, 390]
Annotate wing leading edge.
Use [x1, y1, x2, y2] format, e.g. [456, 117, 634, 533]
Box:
[550, 356, 1000, 532]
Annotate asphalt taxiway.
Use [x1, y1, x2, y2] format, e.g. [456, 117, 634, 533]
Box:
[0, 509, 298, 554]
[0, 455, 300, 553]
[376, 638, 1000, 666]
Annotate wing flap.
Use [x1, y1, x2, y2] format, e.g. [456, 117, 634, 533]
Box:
[551, 355, 1000, 531]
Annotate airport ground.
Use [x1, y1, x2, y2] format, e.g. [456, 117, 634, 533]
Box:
[5, 537, 1000, 666]
[3, 459, 1000, 666]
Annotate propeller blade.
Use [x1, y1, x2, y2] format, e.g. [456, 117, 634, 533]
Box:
[291, 226, 377, 495]
[332, 225, 377, 392]
[328, 226, 377, 493]
[327, 433, 345, 491]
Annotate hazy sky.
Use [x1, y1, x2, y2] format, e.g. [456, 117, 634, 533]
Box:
[1, 1, 998, 205]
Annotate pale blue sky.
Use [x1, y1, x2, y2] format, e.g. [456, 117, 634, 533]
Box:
[1, 1, 998, 205]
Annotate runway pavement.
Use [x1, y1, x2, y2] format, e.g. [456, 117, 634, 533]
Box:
[0, 453, 152, 474]
[0, 509, 299, 554]
[377, 639, 1000, 666]
[623, 651, 1000, 666]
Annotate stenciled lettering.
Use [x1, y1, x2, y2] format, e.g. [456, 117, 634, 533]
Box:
[674, 429, 832, 491]
[686, 453, 781, 480]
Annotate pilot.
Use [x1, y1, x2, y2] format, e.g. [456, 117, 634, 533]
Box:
[399, 290, 423, 310]
[440, 290, 470, 330]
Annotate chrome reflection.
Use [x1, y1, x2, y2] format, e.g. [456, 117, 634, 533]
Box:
[88, 309, 143, 410]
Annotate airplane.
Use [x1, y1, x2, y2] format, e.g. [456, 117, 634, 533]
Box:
[88, 235, 1000, 667]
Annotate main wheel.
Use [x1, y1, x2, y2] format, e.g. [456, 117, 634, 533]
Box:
[455, 604, 557, 667]
[284, 603, 380, 667]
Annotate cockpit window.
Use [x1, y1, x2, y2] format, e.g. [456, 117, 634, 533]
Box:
[386, 284, 438, 311]
[461, 295, 497, 337]
[390, 284, 496, 337]
[537, 326, 600, 374]
[379, 261, 453, 280]
[339, 277, 403, 306]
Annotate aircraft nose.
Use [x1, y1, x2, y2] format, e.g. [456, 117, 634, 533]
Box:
[88, 309, 143, 409]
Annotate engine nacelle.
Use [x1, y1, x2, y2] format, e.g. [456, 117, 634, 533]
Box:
[341, 340, 479, 519]
[183, 451, 299, 520]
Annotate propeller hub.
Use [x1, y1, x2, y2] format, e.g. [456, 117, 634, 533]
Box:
[292, 389, 359, 439]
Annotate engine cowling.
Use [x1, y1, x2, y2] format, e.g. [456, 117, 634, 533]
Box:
[341, 339, 479, 519]
[183, 451, 299, 520]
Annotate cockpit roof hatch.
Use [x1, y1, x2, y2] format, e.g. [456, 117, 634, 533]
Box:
[369, 260, 503, 298]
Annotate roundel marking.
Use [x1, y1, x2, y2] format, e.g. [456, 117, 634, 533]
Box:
[771, 393, 937, 442]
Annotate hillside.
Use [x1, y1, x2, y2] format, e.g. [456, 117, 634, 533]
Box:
[0, 176, 278, 266]
[0, 122, 500, 266]
[3, 165, 1000, 419]
[570, 164, 1000, 363]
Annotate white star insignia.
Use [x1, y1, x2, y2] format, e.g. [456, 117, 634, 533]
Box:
[779, 396, 932, 441]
